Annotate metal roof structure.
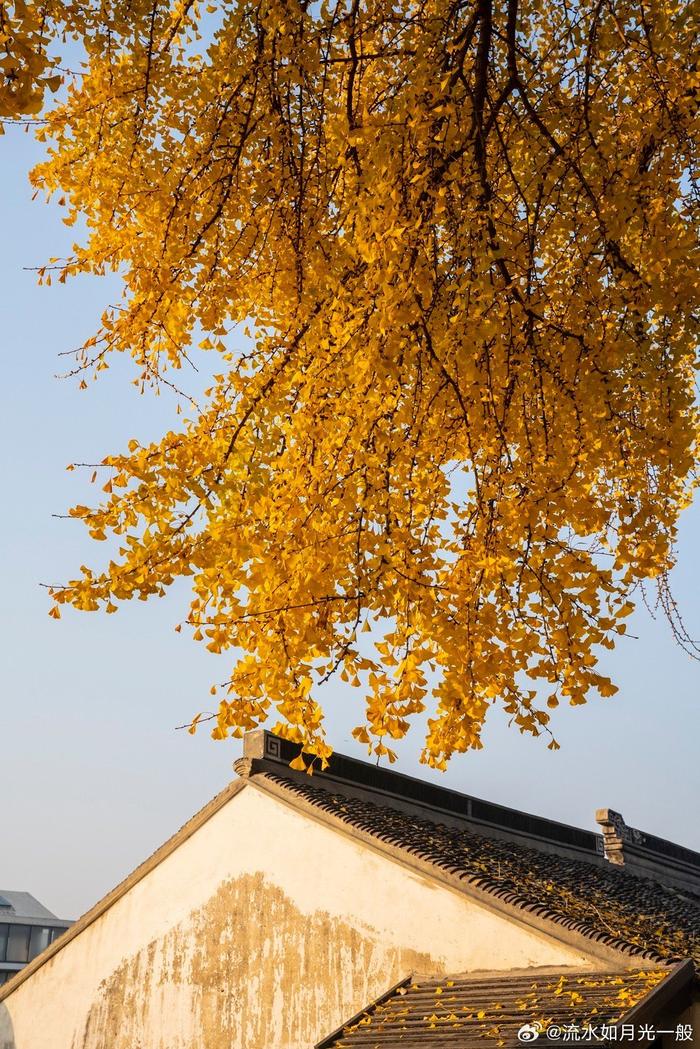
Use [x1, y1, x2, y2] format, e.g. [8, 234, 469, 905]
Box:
[0, 891, 71, 929]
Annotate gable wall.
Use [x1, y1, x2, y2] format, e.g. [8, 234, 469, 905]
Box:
[0, 782, 600, 1049]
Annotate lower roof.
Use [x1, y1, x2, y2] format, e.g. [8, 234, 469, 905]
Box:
[316, 964, 693, 1048]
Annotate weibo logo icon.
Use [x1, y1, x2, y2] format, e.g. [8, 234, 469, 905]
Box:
[517, 1022, 544, 1042]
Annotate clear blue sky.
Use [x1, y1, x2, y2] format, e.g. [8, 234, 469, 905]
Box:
[2, 119, 699, 922]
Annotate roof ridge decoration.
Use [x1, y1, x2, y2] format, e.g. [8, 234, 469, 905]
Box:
[596, 808, 700, 896]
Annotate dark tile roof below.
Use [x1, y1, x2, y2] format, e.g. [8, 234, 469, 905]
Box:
[265, 775, 700, 970]
[317, 969, 669, 1048]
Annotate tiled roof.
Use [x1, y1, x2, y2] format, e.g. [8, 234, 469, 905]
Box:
[266, 775, 700, 971]
[316, 969, 673, 1048]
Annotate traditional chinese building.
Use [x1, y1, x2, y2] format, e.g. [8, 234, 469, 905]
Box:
[1, 730, 698, 1048]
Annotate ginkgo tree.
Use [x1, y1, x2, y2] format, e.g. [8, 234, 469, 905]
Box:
[3, 0, 698, 769]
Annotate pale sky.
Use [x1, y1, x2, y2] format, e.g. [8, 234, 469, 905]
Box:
[2, 119, 699, 923]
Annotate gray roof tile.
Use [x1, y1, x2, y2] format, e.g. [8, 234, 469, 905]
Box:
[316, 969, 674, 1048]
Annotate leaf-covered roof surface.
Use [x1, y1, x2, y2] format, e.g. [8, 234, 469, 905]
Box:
[268, 775, 700, 971]
[318, 969, 669, 1048]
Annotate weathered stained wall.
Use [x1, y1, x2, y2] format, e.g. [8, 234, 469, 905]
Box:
[1, 781, 599, 1049]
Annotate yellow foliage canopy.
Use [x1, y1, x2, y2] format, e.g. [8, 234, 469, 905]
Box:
[7, 0, 699, 766]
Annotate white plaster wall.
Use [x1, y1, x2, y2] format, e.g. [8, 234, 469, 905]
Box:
[1, 781, 598, 1049]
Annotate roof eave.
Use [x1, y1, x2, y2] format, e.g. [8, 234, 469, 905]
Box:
[611, 958, 695, 1035]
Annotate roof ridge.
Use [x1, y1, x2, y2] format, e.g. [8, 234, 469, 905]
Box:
[243, 730, 603, 861]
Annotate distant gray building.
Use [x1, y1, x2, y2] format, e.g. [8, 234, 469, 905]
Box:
[0, 892, 72, 985]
